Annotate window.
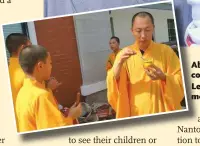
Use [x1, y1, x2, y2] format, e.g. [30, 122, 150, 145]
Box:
[3, 23, 29, 63]
[167, 19, 176, 41]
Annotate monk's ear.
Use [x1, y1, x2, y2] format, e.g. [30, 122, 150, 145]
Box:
[130, 27, 133, 32]
[17, 44, 25, 55]
[130, 27, 133, 33]
[36, 61, 44, 71]
[131, 27, 135, 36]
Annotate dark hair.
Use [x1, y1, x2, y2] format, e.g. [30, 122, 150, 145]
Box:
[110, 36, 120, 44]
[19, 45, 48, 74]
[132, 11, 154, 27]
[5, 33, 29, 56]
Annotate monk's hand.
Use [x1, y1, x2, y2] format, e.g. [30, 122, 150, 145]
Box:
[145, 64, 166, 81]
[114, 48, 136, 80]
[68, 102, 82, 119]
[47, 77, 62, 91]
[119, 47, 137, 64]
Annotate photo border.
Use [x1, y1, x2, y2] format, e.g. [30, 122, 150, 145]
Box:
[0, 0, 189, 135]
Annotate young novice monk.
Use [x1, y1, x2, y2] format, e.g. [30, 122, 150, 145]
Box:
[6, 33, 31, 110]
[16, 45, 81, 132]
[6, 33, 61, 111]
[106, 36, 120, 71]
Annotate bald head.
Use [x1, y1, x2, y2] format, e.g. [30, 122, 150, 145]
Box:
[132, 11, 154, 27]
[19, 45, 48, 74]
[6, 33, 30, 56]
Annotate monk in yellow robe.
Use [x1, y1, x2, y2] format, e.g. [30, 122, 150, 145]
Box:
[6, 33, 31, 109]
[107, 12, 184, 118]
[16, 45, 81, 132]
[106, 36, 120, 71]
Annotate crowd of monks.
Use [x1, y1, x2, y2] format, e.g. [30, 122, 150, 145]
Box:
[6, 11, 184, 133]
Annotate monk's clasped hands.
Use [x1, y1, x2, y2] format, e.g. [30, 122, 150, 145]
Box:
[145, 64, 166, 81]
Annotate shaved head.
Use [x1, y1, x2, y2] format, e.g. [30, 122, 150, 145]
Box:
[19, 45, 48, 74]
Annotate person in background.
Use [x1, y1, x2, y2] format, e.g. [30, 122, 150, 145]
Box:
[107, 12, 184, 118]
[106, 36, 120, 71]
[6, 33, 32, 110]
[16, 45, 81, 132]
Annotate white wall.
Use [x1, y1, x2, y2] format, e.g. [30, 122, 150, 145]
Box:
[111, 7, 174, 48]
[74, 12, 112, 95]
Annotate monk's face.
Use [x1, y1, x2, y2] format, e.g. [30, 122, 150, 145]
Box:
[109, 38, 119, 52]
[131, 16, 154, 49]
[39, 52, 52, 81]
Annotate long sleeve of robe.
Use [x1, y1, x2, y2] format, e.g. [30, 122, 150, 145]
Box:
[107, 41, 184, 118]
[16, 78, 73, 133]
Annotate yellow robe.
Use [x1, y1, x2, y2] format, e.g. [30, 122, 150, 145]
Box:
[16, 78, 73, 133]
[9, 57, 26, 109]
[9, 57, 26, 131]
[106, 50, 120, 71]
[107, 41, 184, 118]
